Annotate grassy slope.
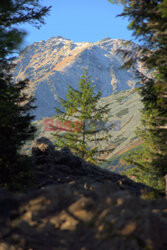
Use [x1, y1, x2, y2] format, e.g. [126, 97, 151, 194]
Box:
[101, 143, 142, 173]
[22, 88, 143, 172]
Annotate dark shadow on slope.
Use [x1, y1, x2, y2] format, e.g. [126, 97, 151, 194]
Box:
[31, 137, 156, 196]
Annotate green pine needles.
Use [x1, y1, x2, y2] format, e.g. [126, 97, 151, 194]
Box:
[0, 0, 50, 191]
[111, 0, 167, 193]
[53, 70, 114, 164]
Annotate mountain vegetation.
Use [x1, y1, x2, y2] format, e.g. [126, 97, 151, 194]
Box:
[21, 88, 142, 169]
[110, 0, 167, 193]
[0, 1, 167, 248]
[0, 0, 50, 190]
[53, 70, 113, 164]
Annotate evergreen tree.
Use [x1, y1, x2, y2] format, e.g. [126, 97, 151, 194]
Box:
[0, 0, 50, 66]
[53, 70, 113, 164]
[0, 0, 50, 190]
[109, 0, 167, 192]
[0, 74, 36, 190]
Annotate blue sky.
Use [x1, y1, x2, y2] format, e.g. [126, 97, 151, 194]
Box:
[20, 0, 134, 47]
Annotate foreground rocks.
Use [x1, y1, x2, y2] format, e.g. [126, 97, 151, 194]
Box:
[0, 137, 167, 249]
[31, 137, 147, 195]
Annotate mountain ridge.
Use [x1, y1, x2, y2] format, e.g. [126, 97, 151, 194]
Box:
[13, 36, 143, 120]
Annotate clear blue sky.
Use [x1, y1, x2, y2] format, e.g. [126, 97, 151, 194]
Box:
[20, 0, 134, 47]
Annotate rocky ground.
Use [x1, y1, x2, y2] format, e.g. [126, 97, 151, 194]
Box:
[0, 137, 167, 250]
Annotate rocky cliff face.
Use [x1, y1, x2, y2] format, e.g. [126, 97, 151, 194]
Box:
[0, 138, 167, 250]
[13, 36, 144, 120]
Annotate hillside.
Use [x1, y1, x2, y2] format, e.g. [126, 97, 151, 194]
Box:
[13, 37, 145, 120]
[22, 88, 142, 170]
[0, 138, 166, 250]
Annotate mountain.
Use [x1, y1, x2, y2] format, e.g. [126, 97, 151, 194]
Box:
[13, 36, 144, 120]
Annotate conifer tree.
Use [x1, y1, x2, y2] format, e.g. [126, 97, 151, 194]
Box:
[0, 0, 50, 66]
[53, 70, 113, 164]
[0, 74, 36, 190]
[0, 0, 50, 190]
[109, 0, 167, 192]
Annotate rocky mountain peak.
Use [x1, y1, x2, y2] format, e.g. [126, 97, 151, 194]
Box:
[14, 37, 143, 120]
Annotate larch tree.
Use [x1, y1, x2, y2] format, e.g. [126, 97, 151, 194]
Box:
[53, 70, 114, 165]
